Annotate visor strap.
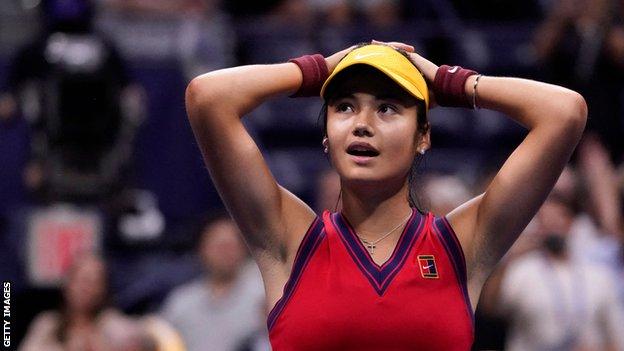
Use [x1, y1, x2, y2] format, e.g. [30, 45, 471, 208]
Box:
[288, 54, 329, 97]
[433, 65, 478, 108]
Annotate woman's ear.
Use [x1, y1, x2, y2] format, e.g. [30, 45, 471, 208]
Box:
[415, 124, 431, 155]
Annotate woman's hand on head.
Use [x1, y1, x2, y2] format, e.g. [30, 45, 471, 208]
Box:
[371, 39, 415, 53]
[371, 40, 439, 108]
[370, 40, 438, 78]
[325, 45, 357, 73]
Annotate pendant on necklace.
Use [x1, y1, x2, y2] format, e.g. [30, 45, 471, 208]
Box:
[366, 244, 375, 255]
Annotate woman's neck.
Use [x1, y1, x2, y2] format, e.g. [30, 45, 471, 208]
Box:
[340, 178, 413, 236]
[67, 311, 96, 327]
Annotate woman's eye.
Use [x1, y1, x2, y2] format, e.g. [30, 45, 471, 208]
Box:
[379, 104, 397, 115]
[336, 103, 354, 113]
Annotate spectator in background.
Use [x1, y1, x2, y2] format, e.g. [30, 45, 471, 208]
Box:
[97, 315, 157, 351]
[19, 253, 153, 351]
[140, 316, 187, 351]
[575, 134, 624, 305]
[475, 149, 624, 349]
[307, 0, 353, 26]
[234, 308, 272, 351]
[1, 0, 144, 201]
[101, 0, 235, 80]
[422, 174, 472, 216]
[357, 0, 400, 28]
[571, 134, 623, 267]
[533, 0, 624, 161]
[309, 0, 400, 28]
[496, 193, 624, 351]
[161, 213, 265, 351]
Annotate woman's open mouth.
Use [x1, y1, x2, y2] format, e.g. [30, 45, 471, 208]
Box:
[346, 142, 379, 164]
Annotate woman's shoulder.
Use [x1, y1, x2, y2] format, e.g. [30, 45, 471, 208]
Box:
[21, 310, 62, 348]
[97, 308, 127, 324]
[30, 310, 62, 329]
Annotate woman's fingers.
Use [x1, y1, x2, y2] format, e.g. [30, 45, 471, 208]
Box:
[326, 41, 438, 106]
[373, 40, 414, 52]
[369, 40, 439, 106]
[405, 52, 438, 82]
[325, 45, 357, 72]
[371, 39, 415, 52]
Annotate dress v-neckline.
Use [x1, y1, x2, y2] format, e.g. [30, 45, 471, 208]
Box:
[330, 209, 426, 295]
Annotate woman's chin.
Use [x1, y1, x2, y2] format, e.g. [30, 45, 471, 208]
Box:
[337, 165, 409, 190]
[340, 171, 388, 185]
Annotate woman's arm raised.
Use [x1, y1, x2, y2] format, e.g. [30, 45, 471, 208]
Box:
[185, 62, 317, 263]
[449, 76, 587, 279]
[401, 48, 587, 291]
[185, 46, 353, 263]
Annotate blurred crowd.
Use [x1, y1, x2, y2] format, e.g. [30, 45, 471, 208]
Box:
[1, 0, 624, 350]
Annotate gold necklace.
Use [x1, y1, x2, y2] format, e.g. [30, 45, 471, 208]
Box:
[356, 212, 412, 255]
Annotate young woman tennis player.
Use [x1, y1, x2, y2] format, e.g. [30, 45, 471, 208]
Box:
[185, 41, 587, 350]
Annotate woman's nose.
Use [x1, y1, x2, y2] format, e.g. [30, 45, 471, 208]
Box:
[353, 113, 374, 137]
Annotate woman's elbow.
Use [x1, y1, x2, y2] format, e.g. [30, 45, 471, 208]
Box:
[185, 76, 213, 117]
[188, 77, 233, 127]
[185, 75, 242, 132]
[562, 91, 588, 131]
[549, 90, 587, 137]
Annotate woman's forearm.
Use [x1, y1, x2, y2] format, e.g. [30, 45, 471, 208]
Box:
[186, 62, 303, 118]
[404, 46, 586, 133]
[466, 75, 587, 133]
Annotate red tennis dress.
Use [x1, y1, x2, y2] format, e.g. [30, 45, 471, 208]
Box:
[267, 209, 474, 350]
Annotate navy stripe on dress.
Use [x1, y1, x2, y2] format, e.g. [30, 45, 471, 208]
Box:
[432, 216, 474, 325]
[331, 209, 425, 296]
[267, 217, 326, 331]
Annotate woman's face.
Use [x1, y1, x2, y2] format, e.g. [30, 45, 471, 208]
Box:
[325, 68, 428, 187]
[65, 254, 107, 315]
[200, 219, 247, 280]
[536, 198, 575, 237]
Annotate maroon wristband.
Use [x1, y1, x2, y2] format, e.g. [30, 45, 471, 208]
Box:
[433, 65, 478, 108]
[288, 54, 329, 97]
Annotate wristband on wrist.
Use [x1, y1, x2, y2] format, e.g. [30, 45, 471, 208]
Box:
[288, 54, 329, 97]
[432, 65, 478, 108]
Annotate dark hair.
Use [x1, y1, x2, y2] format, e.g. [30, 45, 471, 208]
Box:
[319, 44, 430, 212]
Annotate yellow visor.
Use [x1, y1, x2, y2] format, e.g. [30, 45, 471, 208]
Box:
[320, 44, 429, 109]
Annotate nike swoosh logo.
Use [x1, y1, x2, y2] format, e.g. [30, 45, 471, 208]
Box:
[422, 264, 434, 270]
[354, 53, 384, 60]
[448, 66, 459, 73]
